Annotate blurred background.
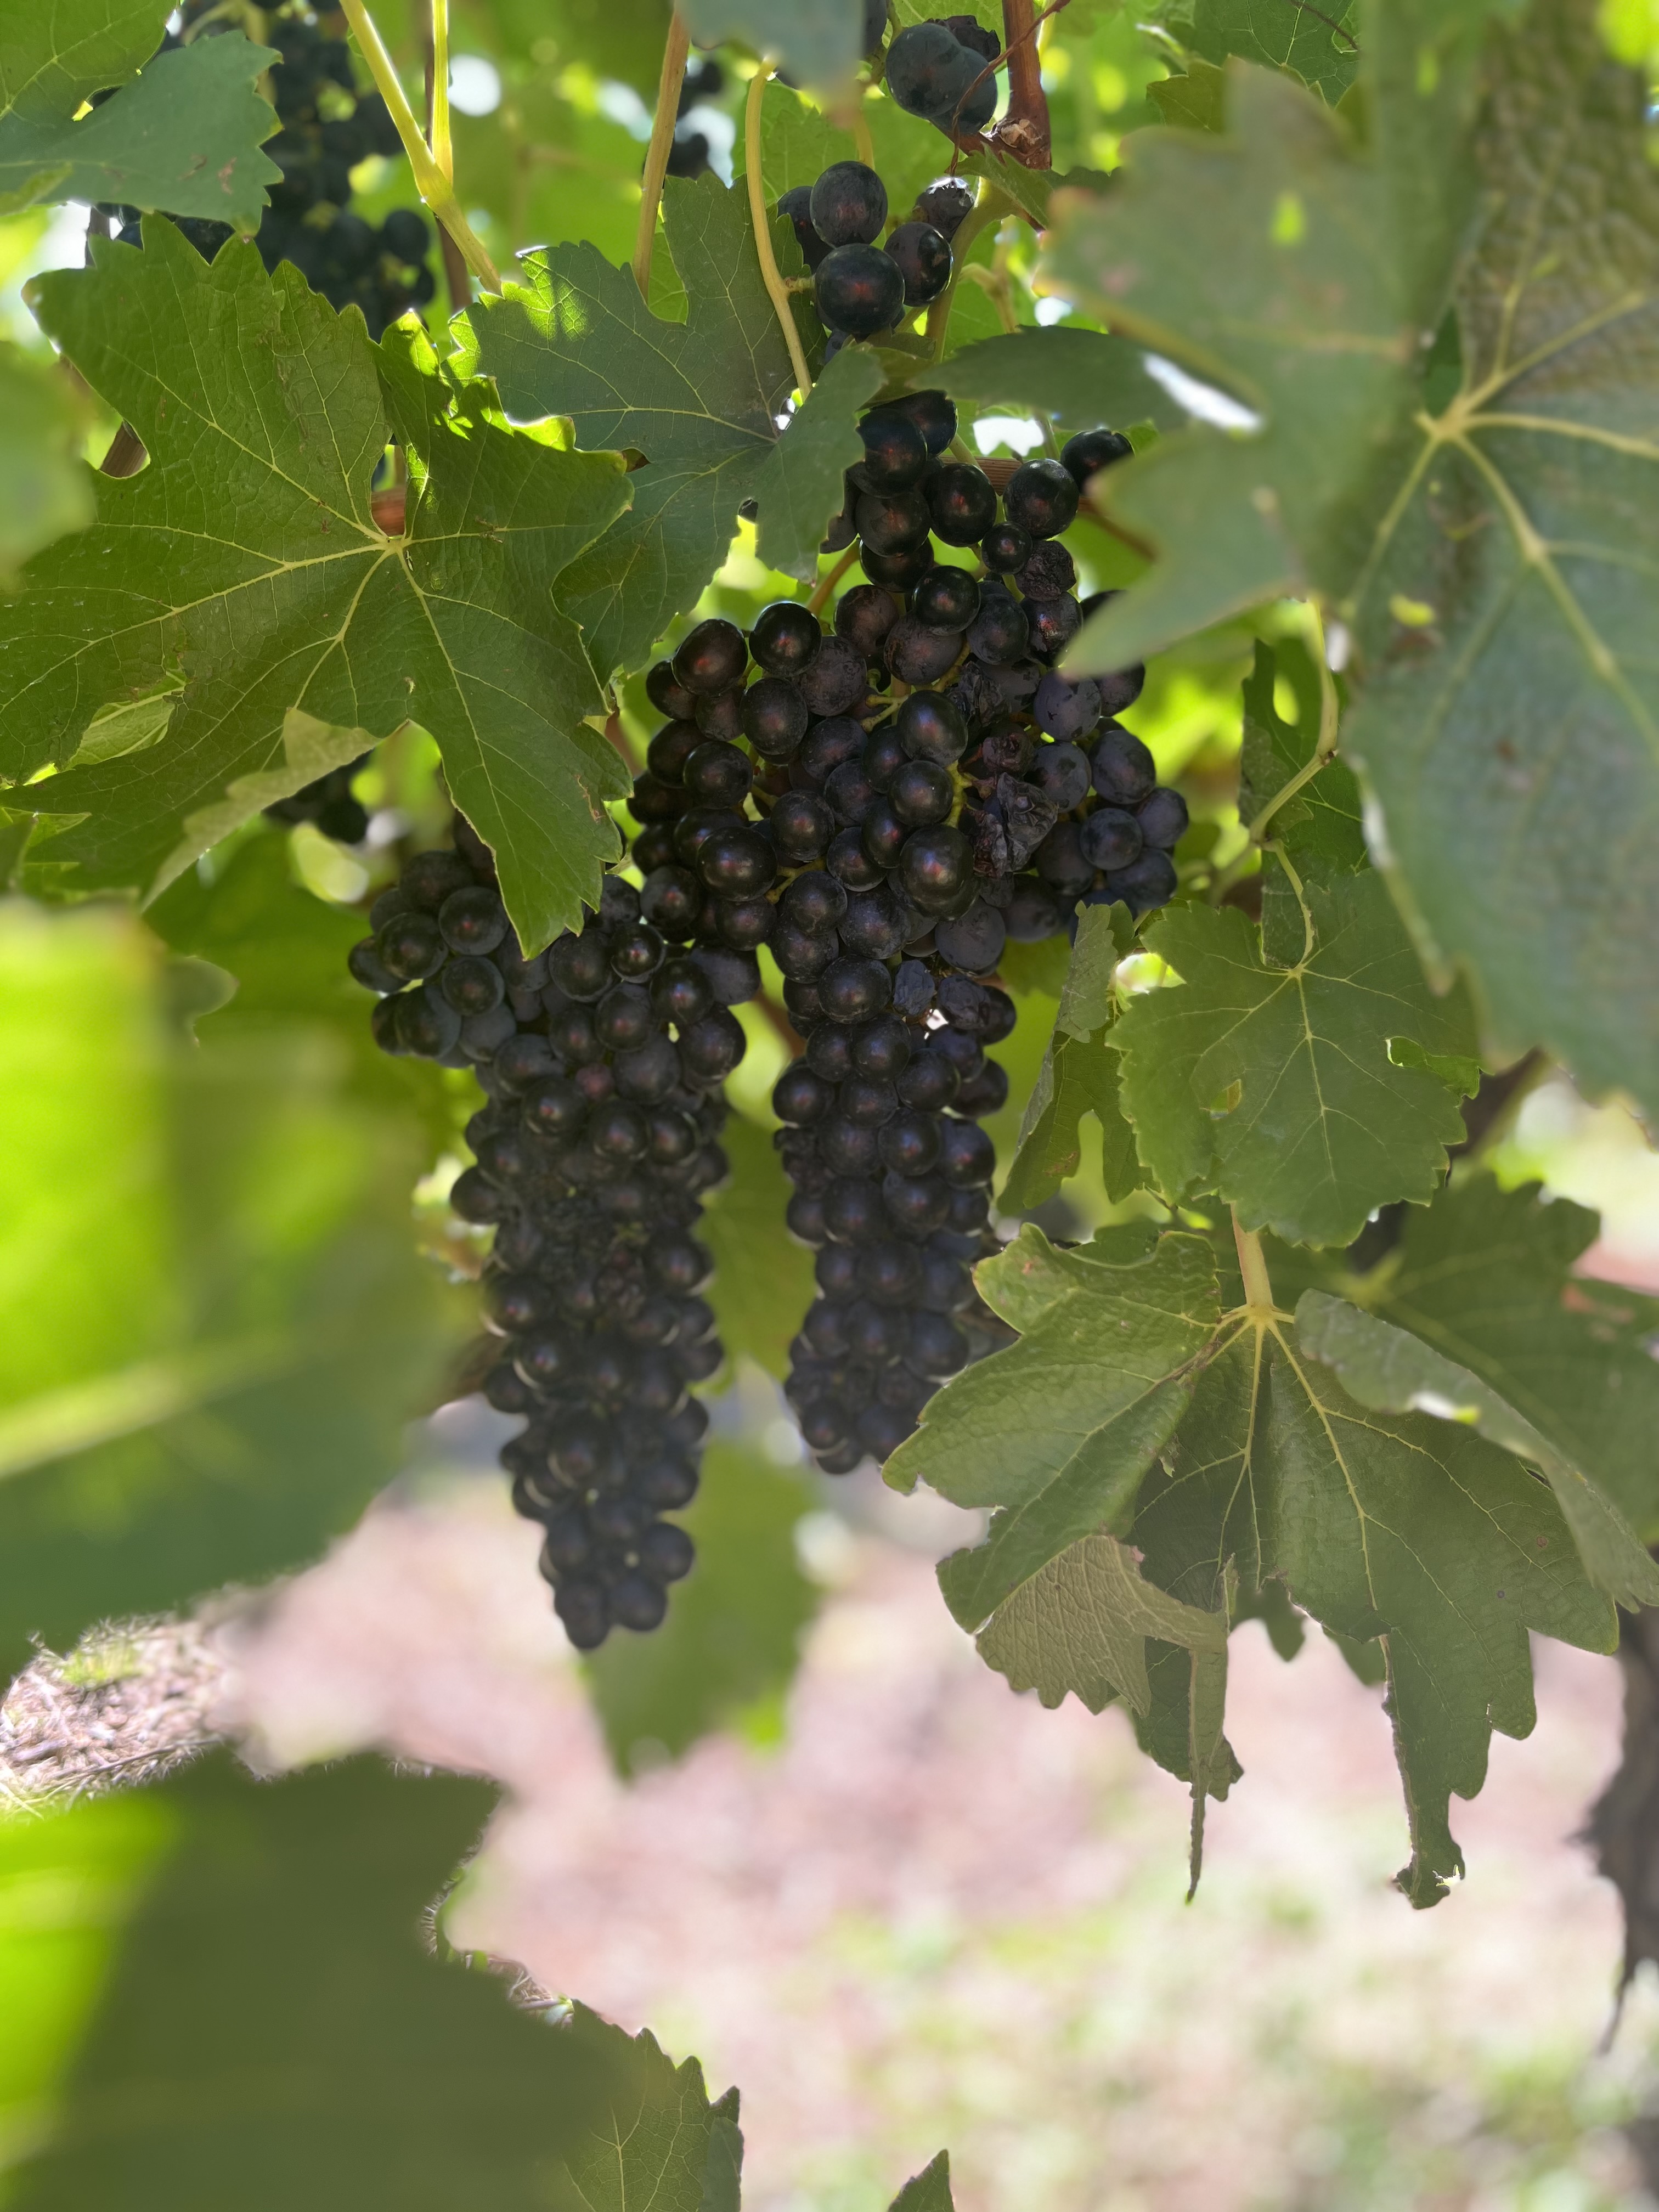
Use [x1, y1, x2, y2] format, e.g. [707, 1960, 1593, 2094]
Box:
[4, 0, 1659, 2204]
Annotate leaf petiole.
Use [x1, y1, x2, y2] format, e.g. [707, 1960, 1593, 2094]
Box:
[744, 64, 814, 398]
[1231, 1213, 1276, 1317]
[633, 9, 690, 299]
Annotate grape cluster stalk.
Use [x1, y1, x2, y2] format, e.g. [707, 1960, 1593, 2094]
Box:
[626, 364, 1187, 1479]
[101, 0, 437, 338]
[347, 823, 752, 1650]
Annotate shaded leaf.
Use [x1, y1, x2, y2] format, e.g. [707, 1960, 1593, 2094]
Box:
[1115, 874, 1478, 1246]
[680, 0, 862, 87]
[1295, 1286, 1659, 1607]
[889, 2150, 955, 2212]
[0, 341, 94, 580]
[584, 1441, 819, 1776]
[922, 325, 1184, 436]
[1003, 902, 1141, 1210]
[700, 1114, 815, 1380]
[469, 175, 795, 678]
[891, 1228, 1220, 1624]
[753, 345, 885, 580]
[1188, 0, 1362, 102]
[0, 1753, 740, 2211]
[1146, 59, 1228, 132]
[1237, 637, 1364, 966]
[0, 898, 456, 1675]
[3, 229, 630, 951]
[0, 11, 278, 225]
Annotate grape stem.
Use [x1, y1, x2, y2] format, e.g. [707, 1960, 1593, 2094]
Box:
[337, 0, 501, 290]
[744, 65, 815, 398]
[1242, 605, 1342, 847]
[633, 10, 690, 300]
[1231, 1212, 1276, 1317]
[946, 0, 1066, 161]
[424, 0, 472, 308]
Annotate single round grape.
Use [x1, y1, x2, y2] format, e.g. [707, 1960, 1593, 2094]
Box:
[885, 617, 963, 687]
[653, 1235, 713, 1293]
[909, 1309, 969, 1378]
[840, 1073, 899, 1126]
[1029, 740, 1092, 811]
[955, 1058, 1010, 1118]
[805, 1023, 855, 1082]
[678, 1007, 748, 1082]
[553, 1579, 610, 1649]
[1025, 595, 1083, 662]
[1005, 456, 1080, 539]
[684, 738, 753, 808]
[911, 565, 980, 633]
[966, 591, 1030, 665]
[549, 930, 612, 1000]
[1032, 669, 1102, 741]
[437, 884, 507, 955]
[640, 865, 702, 938]
[714, 895, 774, 951]
[886, 219, 952, 305]
[646, 659, 697, 720]
[1077, 807, 1141, 872]
[588, 1102, 647, 1161]
[696, 824, 777, 897]
[866, 388, 957, 457]
[1137, 786, 1189, 850]
[608, 921, 666, 979]
[781, 869, 850, 937]
[645, 1108, 699, 1165]
[934, 899, 1006, 974]
[396, 983, 463, 1057]
[860, 797, 908, 872]
[810, 160, 888, 246]
[639, 1521, 695, 1585]
[1098, 661, 1147, 715]
[1091, 726, 1158, 806]
[899, 823, 972, 909]
[816, 1437, 866, 1474]
[897, 689, 968, 764]
[858, 411, 929, 490]
[1061, 426, 1134, 488]
[693, 687, 746, 744]
[775, 1062, 836, 1124]
[646, 719, 701, 783]
[814, 242, 906, 338]
[1016, 540, 1077, 601]
[672, 616, 748, 695]
[819, 955, 893, 1023]
[823, 758, 877, 827]
[349, 937, 401, 995]
[776, 184, 830, 271]
[1002, 877, 1066, 941]
[822, 1116, 881, 1176]
[401, 849, 475, 911]
[632, 816, 685, 874]
[692, 942, 761, 1005]
[913, 174, 975, 238]
[495, 1032, 557, 1088]
[798, 636, 868, 718]
[768, 788, 835, 864]
[798, 1396, 851, 1452]
[1103, 847, 1178, 915]
[861, 543, 933, 590]
[825, 1176, 884, 1244]
[853, 1014, 913, 1077]
[1035, 819, 1094, 896]
[927, 462, 997, 544]
[439, 955, 505, 1017]
[595, 983, 655, 1052]
[864, 720, 907, 793]
[751, 599, 822, 676]
[855, 487, 932, 554]
[376, 910, 446, 981]
[890, 757, 955, 827]
[886, 21, 980, 121]
[827, 826, 888, 890]
[629, 771, 684, 823]
[878, 1110, 942, 1175]
[837, 582, 902, 656]
[609, 1573, 668, 1632]
[882, 1166, 951, 1236]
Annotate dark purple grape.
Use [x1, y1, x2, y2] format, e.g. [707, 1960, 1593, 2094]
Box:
[647, 719, 701, 783]
[886, 220, 952, 305]
[861, 543, 933, 589]
[751, 602, 821, 679]
[775, 1063, 836, 1124]
[1015, 540, 1076, 599]
[858, 412, 929, 490]
[401, 850, 474, 910]
[438, 885, 507, 955]
[777, 184, 830, 270]
[1062, 427, 1134, 488]
[1098, 661, 1147, 714]
[886, 618, 963, 686]
[810, 161, 888, 245]
[1080, 806, 1143, 872]
[1035, 820, 1094, 898]
[694, 686, 746, 742]
[376, 911, 445, 981]
[1025, 596, 1082, 662]
[878, 1111, 941, 1175]
[856, 487, 932, 554]
[899, 823, 971, 909]
[1091, 726, 1158, 806]
[837, 582, 902, 655]
[867, 390, 957, 456]
[966, 591, 1029, 665]
[860, 799, 908, 873]
[684, 738, 753, 808]
[913, 174, 975, 238]
[798, 637, 868, 718]
[1103, 847, 1179, 914]
[780, 868, 849, 935]
[1004, 876, 1066, 941]
[1029, 740, 1092, 811]
[819, 956, 893, 1022]
[640, 864, 702, 938]
[890, 757, 955, 826]
[1137, 787, 1189, 849]
[696, 825, 777, 897]
[853, 1014, 913, 1077]
[768, 788, 835, 864]
[646, 661, 697, 719]
[824, 757, 877, 825]
[1031, 670, 1101, 740]
[980, 520, 1032, 573]
[911, 566, 980, 633]
[864, 720, 907, 792]
[927, 462, 997, 545]
[934, 900, 1006, 973]
[630, 772, 684, 822]
[1005, 457, 1079, 538]
[897, 689, 968, 764]
[678, 1007, 748, 1082]
[814, 242, 906, 338]
[827, 826, 887, 890]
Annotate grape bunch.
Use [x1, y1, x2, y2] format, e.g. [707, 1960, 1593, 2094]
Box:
[104, 1, 437, 340]
[885, 16, 1002, 138]
[624, 389, 1186, 1475]
[263, 751, 372, 845]
[347, 821, 752, 1650]
[778, 161, 961, 351]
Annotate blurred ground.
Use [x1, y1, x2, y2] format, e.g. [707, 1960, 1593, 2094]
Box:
[229, 1452, 1657, 2212]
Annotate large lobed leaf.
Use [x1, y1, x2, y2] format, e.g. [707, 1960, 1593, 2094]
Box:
[0, 1753, 743, 2210]
[1187, 0, 1362, 102]
[468, 175, 797, 678]
[0, 2, 279, 224]
[2, 222, 630, 952]
[894, 1187, 1623, 1906]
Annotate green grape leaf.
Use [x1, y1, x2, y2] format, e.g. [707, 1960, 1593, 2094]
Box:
[972, 1530, 1235, 1887]
[0, 10, 279, 224]
[891, 1228, 1221, 1625]
[1295, 1286, 1659, 1608]
[733, 77, 853, 195]
[1114, 874, 1479, 1246]
[752, 344, 885, 581]
[468, 175, 796, 679]
[0, 897, 456, 1676]
[584, 1441, 819, 1775]
[1003, 902, 1141, 1210]
[889, 2151, 955, 2212]
[1146, 60, 1227, 132]
[1188, 0, 1362, 101]
[1340, 0, 1659, 1119]
[0, 340, 94, 580]
[0, 1753, 742, 2211]
[3, 225, 630, 953]
[680, 0, 862, 86]
[700, 1114, 816, 1380]
[913, 1207, 1615, 1903]
[1330, 1176, 1659, 1548]
[1237, 637, 1364, 966]
[922, 326, 1184, 436]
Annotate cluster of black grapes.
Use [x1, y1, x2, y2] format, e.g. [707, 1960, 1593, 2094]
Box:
[264, 751, 372, 845]
[347, 821, 751, 1649]
[886, 16, 1002, 137]
[104, 2, 436, 338]
[624, 386, 1186, 1475]
[780, 160, 974, 349]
